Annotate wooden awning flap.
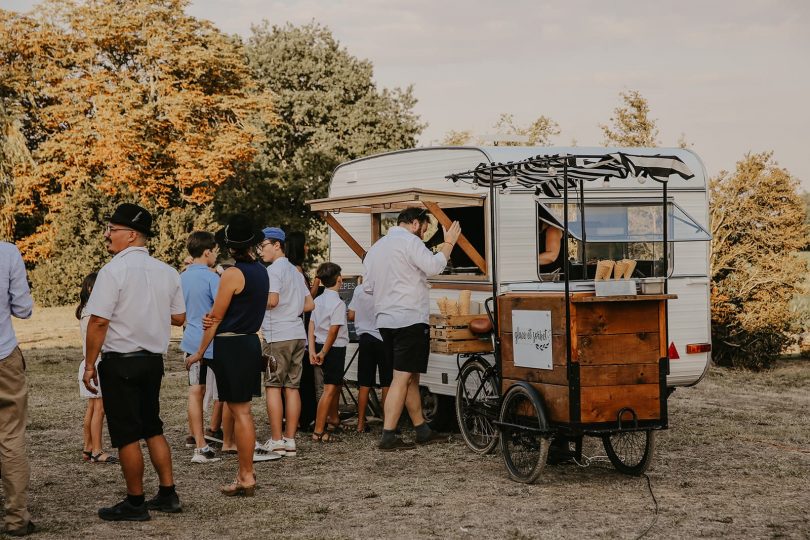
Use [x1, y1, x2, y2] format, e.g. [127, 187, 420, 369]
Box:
[306, 188, 485, 213]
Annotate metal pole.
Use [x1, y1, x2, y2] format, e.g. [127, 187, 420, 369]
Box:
[563, 161, 572, 369]
[578, 175, 586, 279]
[489, 169, 499, 364]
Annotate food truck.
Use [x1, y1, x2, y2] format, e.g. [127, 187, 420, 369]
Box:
[306, 147, 712, 452]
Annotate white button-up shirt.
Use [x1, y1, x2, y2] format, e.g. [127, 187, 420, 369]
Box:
[363, 225, 448, 329]
[311, 289, 349, 347]
[348, 282, 381, 341]
[262, 257, 309, 342]
[86, 247, 185, 354]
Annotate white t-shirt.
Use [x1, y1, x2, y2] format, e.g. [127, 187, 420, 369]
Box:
[348, 283, 381, 341]
[311, 289, 349, 347]
[85, 247, 185, 354]
[363, 225, 448, 329]
[261, 257, 309, 342]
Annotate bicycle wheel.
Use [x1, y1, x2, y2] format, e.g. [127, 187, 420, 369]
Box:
[602, 430, 656, 476]
[498, 384, 551, 483]
[455, 357, 499, 454]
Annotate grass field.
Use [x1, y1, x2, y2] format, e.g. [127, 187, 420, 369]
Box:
[5, 307, 810, 539]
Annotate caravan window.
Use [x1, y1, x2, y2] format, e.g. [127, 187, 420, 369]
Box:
[537, 200, 709, 279]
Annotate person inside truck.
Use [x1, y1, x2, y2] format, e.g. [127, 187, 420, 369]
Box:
[538, 221, 564, 273]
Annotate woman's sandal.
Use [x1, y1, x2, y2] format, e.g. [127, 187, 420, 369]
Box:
[312, 431, 341, 443]
[90, 452, 119, 464]
[82, 450, 92, 462]
[220, 480, 256, 497]
[326, 423, 344, 434]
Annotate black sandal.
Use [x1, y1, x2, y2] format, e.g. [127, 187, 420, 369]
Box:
[312, 431, 341, 443]
[82, 450, 92, 462]
[326, 423, 345, 434]
[90, 452, 119, 464]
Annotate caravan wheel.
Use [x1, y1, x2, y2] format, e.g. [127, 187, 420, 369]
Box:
[420, 387, 456, 432]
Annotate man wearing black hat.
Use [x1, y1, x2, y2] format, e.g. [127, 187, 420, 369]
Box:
[82, 203, 186, 521]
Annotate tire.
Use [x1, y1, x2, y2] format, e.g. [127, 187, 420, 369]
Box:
[602, 430, 656, 476]
[455, 358, 499, 454]
[420, 387, 456, 432]
[498, 384, 551, 483]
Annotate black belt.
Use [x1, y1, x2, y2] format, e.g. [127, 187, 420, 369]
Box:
[102, 351, 163, 360]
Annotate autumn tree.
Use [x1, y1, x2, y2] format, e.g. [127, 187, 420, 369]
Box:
[0, 0, 272, 260]
[710, 152, 809, 369]
[441, 129, 475, 146]
[0, 102, 32, 240]
[600, 90, 660, 147]
[215, 22, 424, 241]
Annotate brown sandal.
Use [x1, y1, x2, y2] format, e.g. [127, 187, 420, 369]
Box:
[312, 431, 341, 443]
[220, 480, 256, 497]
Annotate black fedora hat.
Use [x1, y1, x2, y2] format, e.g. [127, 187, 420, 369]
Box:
[107, 203, 154, 237]
[215, 214, 264, 249]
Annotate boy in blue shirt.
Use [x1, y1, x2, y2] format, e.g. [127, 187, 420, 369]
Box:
[180, 231, 221, 463]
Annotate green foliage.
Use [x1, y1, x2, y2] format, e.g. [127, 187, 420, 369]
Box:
[710, 152, 809, 369]
[600, 90, 660, 147]
[493, 113, 560, 146]
[29, 185, 219, 306]
[215, 22, 424, 248]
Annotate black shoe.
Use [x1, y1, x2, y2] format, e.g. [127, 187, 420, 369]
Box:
[6, 521, 36, 537]
[378, 437, 416, 452]
[204, 428, 224, 444]
[146, 491, 182, 513]
[415, 429, 449, 445]
[98, 499, 150, 522]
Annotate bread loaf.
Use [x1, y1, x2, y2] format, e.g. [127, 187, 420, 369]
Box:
[459, 290, 472, 315]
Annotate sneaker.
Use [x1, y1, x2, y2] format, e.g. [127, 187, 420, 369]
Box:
[415, 429, 449, 446]
[191, 446, 221, 464]
[98, 498, 150, 521]
[184, 435, 196, 449]
[378, 437, 416, 452]
[263, 439, 287, 456]
[146, 491, 182, 513]
[282, 437, 297, 457]
[252, 445, 282, 462]
[204, 428, 224, 444]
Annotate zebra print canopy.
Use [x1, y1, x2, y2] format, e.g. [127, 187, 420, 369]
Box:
[446, 152, 694, 197]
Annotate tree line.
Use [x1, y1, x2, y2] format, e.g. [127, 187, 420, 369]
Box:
[1, 1, 807, 370]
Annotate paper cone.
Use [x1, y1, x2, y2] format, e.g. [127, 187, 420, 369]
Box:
[595, 260, 615, 281]
[613, 260, 628, 280]
[622, 259, 637, 279]
[459, 290, 472, 315]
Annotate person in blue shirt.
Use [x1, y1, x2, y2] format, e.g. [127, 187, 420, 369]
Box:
[0, 241, 35, 536]
[180, 231, 221, 464]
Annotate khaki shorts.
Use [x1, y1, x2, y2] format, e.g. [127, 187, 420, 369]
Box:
[263, 339, 305, 389]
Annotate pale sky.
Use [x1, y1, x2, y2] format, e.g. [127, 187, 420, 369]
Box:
[5, 0, 810, 191]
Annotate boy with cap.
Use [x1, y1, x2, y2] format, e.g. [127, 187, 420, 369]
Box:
[83, 203, 186, 521]
[180, 231, 221, 464]
[259, 227, 314, 456]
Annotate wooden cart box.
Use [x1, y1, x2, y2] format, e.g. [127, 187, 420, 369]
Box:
[429, 313, 494, 354]
[498, 292, 674, 426]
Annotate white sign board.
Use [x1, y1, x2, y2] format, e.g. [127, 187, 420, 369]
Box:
[512, 310, 553, 370]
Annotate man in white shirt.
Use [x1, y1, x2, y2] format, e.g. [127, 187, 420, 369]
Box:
[363, 207, 461, 451]
[82, 203, 186, 522]
[258, 227, 314, 456]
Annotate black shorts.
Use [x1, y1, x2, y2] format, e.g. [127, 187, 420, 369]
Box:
[209, 334, 263, 403]
[315, 343, 346, 386]
[357, 333, 392, 387]
[379, 323, 430, 374]
[98, 354, 164, 449]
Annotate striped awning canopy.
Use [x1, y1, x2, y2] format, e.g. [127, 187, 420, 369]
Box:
[446, 152, 694, 197]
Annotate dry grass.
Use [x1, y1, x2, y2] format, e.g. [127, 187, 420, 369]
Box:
[6, 307, 810, 539]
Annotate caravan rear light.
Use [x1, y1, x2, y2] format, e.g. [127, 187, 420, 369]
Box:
[686, 343, 712, 354]
[668, 342, 680, 360]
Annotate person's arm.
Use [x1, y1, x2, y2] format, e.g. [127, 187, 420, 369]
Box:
[267, 292, 280, 309]
[82, 316, 109, 394]
[308, 319, 318, 365]
[411, 221, 462, 276]
[317, 325, 340, 362]
[538, 227, 563, 266]
[303, 295, 314, 313]
[8, 248, 33, 320]
[171, 313, 186, 326]
[169, 272, 186, 326]
[347, 309, 356, 322]
[309, 276, 321, 298]
[437, 221, 462, 262]
[185, 267, 242, 369]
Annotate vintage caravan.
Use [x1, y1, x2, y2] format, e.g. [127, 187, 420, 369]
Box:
[307, 146, 712, 429]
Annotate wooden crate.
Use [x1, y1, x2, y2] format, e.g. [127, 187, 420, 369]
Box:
[429, 313, 493, 354]
[497, 292, 672, 425]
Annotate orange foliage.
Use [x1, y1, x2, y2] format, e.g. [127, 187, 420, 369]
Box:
[0, 0, 274, 260]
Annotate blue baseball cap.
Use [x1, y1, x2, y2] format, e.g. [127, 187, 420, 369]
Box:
[262, 227, 286, 242]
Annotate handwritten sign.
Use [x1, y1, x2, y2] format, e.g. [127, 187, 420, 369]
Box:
[338, 276, 360, 343]
[511, 310, 553, 370]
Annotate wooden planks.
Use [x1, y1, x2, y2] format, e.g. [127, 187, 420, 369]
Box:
[501, 334, 568, 385]
[497, 294, 570, 334]
[580, 364, 659, 386]
[576, 333, 661, 365]
[580, 384, 661, 423]
[502, 378, 570, 423]
[430, 313, 493, 354]
[430, 339, 492, 354]
[574, 301, 660, 335]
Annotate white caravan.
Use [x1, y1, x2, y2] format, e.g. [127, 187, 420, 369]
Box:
[308, 146, 712, 427]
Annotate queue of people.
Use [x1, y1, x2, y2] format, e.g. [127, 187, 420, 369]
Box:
[0, 201, 462, 530]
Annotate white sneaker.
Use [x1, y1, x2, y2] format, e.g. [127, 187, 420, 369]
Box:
[253, 444, 282, 462]
[263, 439, 287, 456]
[282, 437, 296, 457]
[191, 446, 221, 464]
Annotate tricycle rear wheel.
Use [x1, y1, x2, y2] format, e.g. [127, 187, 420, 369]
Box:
[499, 384, 551, 483]
[602, 430, 656, 476]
